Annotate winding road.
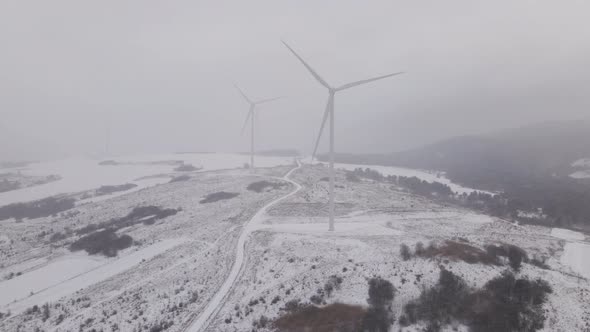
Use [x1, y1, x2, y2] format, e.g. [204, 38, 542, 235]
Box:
[185, 161, 303, 332]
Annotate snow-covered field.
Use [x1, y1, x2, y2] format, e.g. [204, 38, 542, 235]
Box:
[0, 163, 295, 331]
[561, 242, 590, 279]
[0, 153, 294, 206]
[330, 161, 490, 194]
[2, 238, 187, 314]
[201, 165, 588, 331]
[552, 228, 590, 280]
[551, 228, 586, 241]
[1, 159, 588, 332]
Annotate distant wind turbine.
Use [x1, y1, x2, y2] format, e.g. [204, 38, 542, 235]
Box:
[235, 84, 283, 169]
[282, 40, 403, 231]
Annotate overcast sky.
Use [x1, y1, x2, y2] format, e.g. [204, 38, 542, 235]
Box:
[1, 0, 589, 161]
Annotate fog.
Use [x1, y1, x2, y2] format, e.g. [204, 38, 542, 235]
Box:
[1, 0, 589, 161]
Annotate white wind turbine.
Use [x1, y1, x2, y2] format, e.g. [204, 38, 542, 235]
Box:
[235, 84, 282, 169]
[282, 40, 403, 231]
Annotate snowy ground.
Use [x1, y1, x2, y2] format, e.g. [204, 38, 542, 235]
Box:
[0, 163, 295, 331]
[0, 153, 294, 206]
[551, 228, 586, 241]
[205, 165, 589, 332]
[561, 243, 590, 279]
[300, 157, 492, 194]
[1, 160, 588, 332]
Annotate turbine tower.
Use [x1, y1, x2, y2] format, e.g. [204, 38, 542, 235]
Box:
[235, 84, 282, 169]
[282, 40, 403, 231]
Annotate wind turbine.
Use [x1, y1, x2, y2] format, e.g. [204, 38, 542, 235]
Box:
[235, 84, 282, 169]
[282, 40, 403, 231]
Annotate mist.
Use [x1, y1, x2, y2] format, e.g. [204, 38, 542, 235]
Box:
[1, 0, 589, 161]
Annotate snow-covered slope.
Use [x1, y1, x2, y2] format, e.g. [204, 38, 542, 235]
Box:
[0, 153, 294, 206]
[1, 163, 588, 332]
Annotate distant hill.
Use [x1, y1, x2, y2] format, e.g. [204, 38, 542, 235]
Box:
[324, 120, 590, 229]
[327, 120, 590, 191]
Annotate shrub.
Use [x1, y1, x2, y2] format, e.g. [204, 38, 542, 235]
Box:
[0, 196, 76, 221]
[402, 268, 552, 332]
[367, 278, 395, 308]
[95, 183, 137, 196]
[0, 179, 20, 193]
[403, 268, 470, 329]
[485, 244, 528, 271]
[468, 272, 552, 332]
[400, 244, 411, 261]
[362, 307, 391, 332]
[49, 232, 67, 243]
[345, 172, 361, 182]
[529, 256, 550, 270]
[174, 164, 200, 172]
[169, 175, 190, 183]
[42, 303, 50, 322]
[70, 229, 133, 257]
[420, 241, 500, 265]
[200, 192, 239, 204]
[247, 180, 288, 193]
[363, 277, 396, 332]
[75, 206, 178, 236]
[414, 242, 425, 256]
[274, 303, 366, 332]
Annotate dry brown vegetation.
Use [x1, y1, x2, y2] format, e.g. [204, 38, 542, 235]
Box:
[420, 240, 499, 265]
[199, 191, 239, 204]
[274, 303, 366, 332]
[405, 240, 530, 271]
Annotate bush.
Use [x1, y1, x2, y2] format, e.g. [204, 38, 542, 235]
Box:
[95, 183, 137, 196]
[70, 229, 133, 257]
[421, 241, 499, 265]
[247, 180, 288, 193]
[75, 206, 178, 236]
[529, 256, 550, 270]
[402, 269, 552, 332]
[0, 196, 76, 221]
[485, 244, 528, 271]
[400, 243, 412, 261]
[200, 192, 239, 204]
[345, 172, 361, 182]
[169, 175, 190, 183]
[0, 179, 20, 193]
[49, 232, 67, 243]
[274, 303, 366, 332]
[367, 278, 395, 308]
[174, 164, 200, 172]
[356, 277, 396, 332]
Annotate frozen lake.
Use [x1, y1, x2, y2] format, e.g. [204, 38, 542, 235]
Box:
[561, 242, 590, 279]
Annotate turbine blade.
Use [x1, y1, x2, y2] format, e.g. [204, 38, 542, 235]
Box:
[281, 40, 331, 89]
[255, 96, 284, 105]
[312, 95, 332, 160]
[240, 110, 252, 136]
[234, 84, 252, 104]
[336, 72, 404, 91]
